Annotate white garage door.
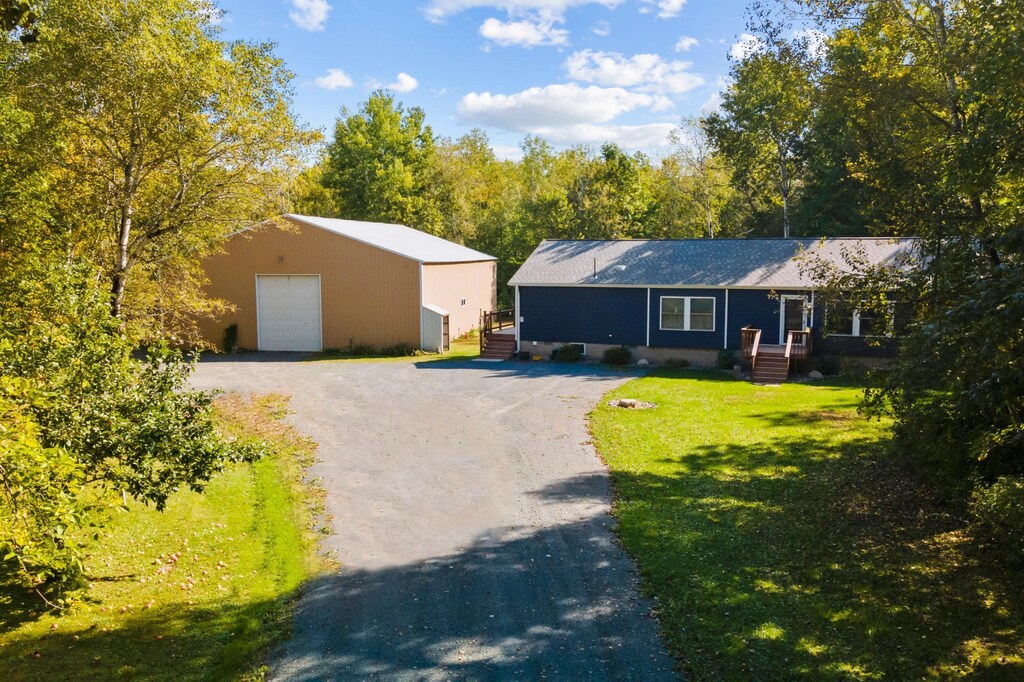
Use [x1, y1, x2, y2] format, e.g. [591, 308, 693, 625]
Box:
[256, 275, 322, 352]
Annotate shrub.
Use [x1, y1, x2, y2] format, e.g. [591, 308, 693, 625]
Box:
[0, 262, 264, 598]
[840, 356, 868, 380]
[969, 477, 1024, 564]
[717, 348, 738, 370]
[380, 343, 418, 357]
[602, 345, 632, 366]
[663, 357, 690, 369]
[815, 353, 841, 376]
[551, 344, 584, 362]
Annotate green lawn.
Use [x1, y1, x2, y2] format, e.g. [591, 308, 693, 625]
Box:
[590, 370, 1024, 681]
[304, 330, 481, 363]
[0, 394, 327, 681]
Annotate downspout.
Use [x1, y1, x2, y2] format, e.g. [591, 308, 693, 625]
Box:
[515, 285, 521, 353]
[418, 262, 424, 351]
[646, 288, 651, 347]
[723, 289, 729, 349]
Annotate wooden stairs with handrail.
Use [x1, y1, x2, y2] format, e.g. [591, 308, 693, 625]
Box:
[741, 326, 812, 384]
[479, 308, 517, 360]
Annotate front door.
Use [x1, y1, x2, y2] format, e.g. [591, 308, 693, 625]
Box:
[779, 295, 808, 343]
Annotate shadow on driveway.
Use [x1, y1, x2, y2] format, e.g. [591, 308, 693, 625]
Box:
[272, 515, 677, 681]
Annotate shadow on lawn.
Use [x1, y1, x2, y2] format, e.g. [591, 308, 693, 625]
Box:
[0, 579, 295, 682]
[607, 425, 1024, 680]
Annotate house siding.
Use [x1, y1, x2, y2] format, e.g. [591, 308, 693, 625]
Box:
[648, 288, 727, 349]
[518, 286, 646, 346]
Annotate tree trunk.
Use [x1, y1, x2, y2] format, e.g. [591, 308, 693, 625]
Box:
[111, 205, 132, 317]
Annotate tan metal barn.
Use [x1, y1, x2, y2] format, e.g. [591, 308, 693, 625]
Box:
[198, 214, 497, 352]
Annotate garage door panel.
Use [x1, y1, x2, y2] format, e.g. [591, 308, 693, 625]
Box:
[257, 275, 322, 351]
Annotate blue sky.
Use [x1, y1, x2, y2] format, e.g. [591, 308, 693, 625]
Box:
[215, 0, 755, 158]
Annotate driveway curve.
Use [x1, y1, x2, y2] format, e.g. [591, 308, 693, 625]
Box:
[192, 356, 677, 681]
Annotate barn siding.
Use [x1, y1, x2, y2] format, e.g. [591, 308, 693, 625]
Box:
[518, 286, 646, 346]
[199, 219, 421, 350]
[421, 261, 497, 340]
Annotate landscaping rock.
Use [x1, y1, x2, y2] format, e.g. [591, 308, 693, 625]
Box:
[809, 370, 824, 379]
[608, 398, 657, 410]
[733, 364, 742, 372]
[636, 359, 650, 367]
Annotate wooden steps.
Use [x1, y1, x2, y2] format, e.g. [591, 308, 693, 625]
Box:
[480, 334, 516, 360]
[752, 348, 790, 384]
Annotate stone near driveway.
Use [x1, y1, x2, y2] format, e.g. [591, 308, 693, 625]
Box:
[191, 357, 678, 681]
[809, 370, 825, 379]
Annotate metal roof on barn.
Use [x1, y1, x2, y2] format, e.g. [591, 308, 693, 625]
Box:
[281, 214, 496, 264]
[508, 238, 919, 289]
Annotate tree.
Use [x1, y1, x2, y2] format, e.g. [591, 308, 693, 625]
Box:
[12, 0, 313, 337]
[777, 1, 1024, 503]
[323, 91, 443, 233]
[0, 257, 264, 596]
[669, 117, 735, 238]
[706, 35, 816, 236]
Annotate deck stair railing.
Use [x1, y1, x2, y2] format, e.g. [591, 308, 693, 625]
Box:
[480, 308, 516, 356]
[741, 326, 811, 383]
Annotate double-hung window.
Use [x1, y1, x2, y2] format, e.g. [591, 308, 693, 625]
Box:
[661, 296, 715, 332]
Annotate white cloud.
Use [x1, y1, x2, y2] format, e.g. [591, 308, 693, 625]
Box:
[674, 35, 698, 52]
[730, 33, 764, 61]
[314, 68, 354, 90]
[492, 145, 525, 161]
[535, 122, 676, 147]
[289, 0, 331, 31]
[794, 28, 828, 59]
[564, 49, 704, 94]
[387, 72, 419, 93]
[592, 20, 611, 36]
[457, 83, 659, 130]
[480, 17, 569, 47]
[700, 91, 722, 113]
[639, 0, 687, 18]
[424, 0, 621, 22]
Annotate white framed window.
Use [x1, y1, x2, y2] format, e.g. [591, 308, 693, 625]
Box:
[826, 301, 893, 337]
[660, 296, 715, 332]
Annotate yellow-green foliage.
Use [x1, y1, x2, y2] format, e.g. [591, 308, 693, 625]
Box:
[0, 394, 325, 681]
[591, 371, 1024, 680]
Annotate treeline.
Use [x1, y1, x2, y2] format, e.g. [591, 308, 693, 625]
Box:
[290, 98, 757, 306]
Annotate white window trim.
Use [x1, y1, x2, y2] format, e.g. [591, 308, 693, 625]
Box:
[659, 296, 716, 332]
[827, 302, 895, 338]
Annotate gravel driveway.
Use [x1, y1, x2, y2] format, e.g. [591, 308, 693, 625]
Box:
[192, 356, 677, 681]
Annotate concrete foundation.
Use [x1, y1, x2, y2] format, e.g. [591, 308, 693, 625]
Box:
[520, 340, 721, 368]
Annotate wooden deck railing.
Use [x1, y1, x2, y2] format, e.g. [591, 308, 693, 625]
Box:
[786, 327, 812, 360]
[741, 326, 761, 360]
[480, 308, 516, 353]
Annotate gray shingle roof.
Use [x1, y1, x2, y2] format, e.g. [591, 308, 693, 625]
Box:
[508, 238, 919, 289]
[282, 214, 496, 264]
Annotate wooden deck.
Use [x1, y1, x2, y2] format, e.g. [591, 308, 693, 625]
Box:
[741, 327, 812, 384]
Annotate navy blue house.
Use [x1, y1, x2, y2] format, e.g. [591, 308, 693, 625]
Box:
[507, 238, 918, 369]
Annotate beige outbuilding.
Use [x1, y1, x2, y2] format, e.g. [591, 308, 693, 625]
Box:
[198, 214, 497, 352]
